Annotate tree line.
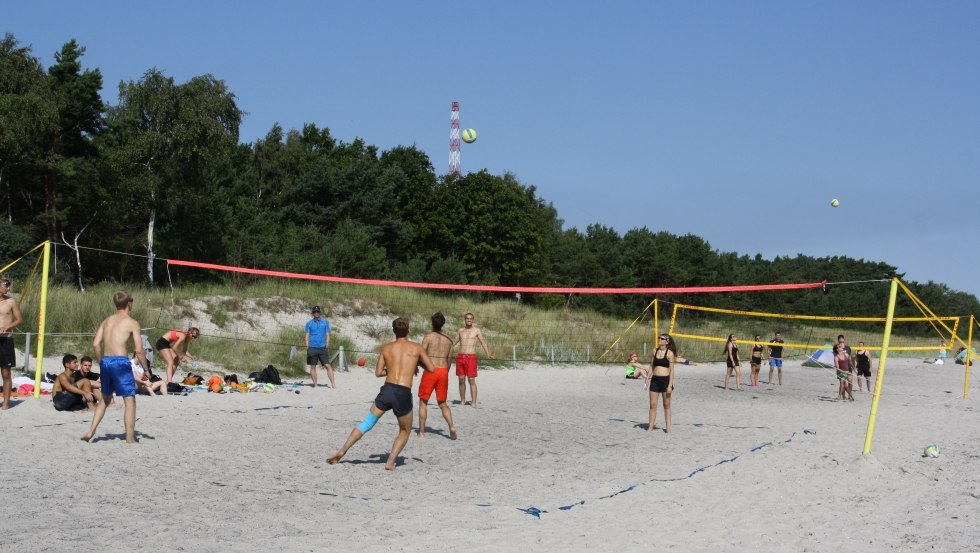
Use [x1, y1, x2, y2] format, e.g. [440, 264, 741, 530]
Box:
[1, 34, 977, 320]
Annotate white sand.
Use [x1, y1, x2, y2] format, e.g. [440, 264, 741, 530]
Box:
[1, 358, 977, 552]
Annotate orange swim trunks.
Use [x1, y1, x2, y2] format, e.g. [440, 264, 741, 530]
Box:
[418, 367, 449, 402]
[456, 353, 478, 378]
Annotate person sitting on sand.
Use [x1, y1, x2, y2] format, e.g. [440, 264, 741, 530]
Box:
[132, 355, 166, 396]
[53, 354, 97, 412]
[73, 355, 101, 391]
[327, 317, 435, 471]
[625, 352, 650, 384]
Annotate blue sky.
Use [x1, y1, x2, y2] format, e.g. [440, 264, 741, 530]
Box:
[7, 2, 980, 299]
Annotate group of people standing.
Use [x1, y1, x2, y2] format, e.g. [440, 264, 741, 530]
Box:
[303, 307, 492, 406]
[832, 335, 874, 401]
[722, 331, 786, 392]
[326, 311, 492, 471]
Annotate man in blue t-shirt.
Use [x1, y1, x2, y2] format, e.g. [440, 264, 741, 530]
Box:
[305, 306, 335, 388]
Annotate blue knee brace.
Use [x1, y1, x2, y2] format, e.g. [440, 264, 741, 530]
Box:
[356, 411, 380, 433]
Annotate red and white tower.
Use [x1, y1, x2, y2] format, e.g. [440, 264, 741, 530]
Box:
[448, 101, 461, 175]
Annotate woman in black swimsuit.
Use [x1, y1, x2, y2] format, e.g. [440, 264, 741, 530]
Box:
[724, 334, 742, 391]
[749, 334, 764, 388]
[854, 341, 873, 392]
[647, 334, 675, 433]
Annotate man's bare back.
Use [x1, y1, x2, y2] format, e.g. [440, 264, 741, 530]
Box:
[327, 318, 435, 470]
[96, 313, 140, 357]
[83, 291, 145, 444]
[377, 338, 435, 386]
[422, 331, 453, 367]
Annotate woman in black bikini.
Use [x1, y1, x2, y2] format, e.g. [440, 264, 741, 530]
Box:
[749, 334, 764, 388]
[647, 334, 675, 433]
[724, 334, 742, 391]
[854, 341, 873, 392]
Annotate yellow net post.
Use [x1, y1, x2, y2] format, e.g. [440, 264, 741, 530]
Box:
[965, 315, 974, 400]
[31, 241, 51, 398]
[668, 302, 678, 336]
[653, 298, 659, 345]
[863, 277, 899, 455]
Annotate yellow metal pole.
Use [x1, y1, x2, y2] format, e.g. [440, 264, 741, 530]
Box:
[965, 315, 974, 400]
[863, 277, 899, 455]
[668, 303, 679, 336]
[653, 298, 659, 345]
[32, 241, 51, 399]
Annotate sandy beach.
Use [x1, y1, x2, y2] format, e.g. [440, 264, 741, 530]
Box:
[1, 357, 976, 552]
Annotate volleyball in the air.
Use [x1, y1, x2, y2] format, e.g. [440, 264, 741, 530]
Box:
[461, 128, 477, 143]
[831, 199, 840, 208]
[923, 444, 941, 458]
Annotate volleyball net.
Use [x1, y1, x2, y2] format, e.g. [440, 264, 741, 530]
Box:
[3, 242, 978, 401]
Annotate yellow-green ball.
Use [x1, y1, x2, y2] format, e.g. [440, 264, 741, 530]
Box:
[461, 128, 477, 143]
[831, 199, 840, 208]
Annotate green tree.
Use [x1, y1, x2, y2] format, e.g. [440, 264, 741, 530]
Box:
[99, 69, 243, 282]
[0, 34, 58, 224]
[429, 171, 550, 285]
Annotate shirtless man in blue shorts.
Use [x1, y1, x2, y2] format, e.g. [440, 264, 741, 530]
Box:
[81, 291, 149, 444]
[327, 317, 435, 470]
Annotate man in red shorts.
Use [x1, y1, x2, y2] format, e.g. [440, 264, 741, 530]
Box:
[417, 312, 457, 439]
[454, 312, 492, 408]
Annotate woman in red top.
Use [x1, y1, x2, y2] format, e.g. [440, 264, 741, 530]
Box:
[156, 327, 200, 383]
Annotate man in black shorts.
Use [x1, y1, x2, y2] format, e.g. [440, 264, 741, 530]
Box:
[327, 317, 435, 471]
[0, 275, 24, 409]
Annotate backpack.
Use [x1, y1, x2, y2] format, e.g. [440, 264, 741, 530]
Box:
[182, 373, 203, 386]
[166, 382, 186, 394]
[260, 364, 282, 385]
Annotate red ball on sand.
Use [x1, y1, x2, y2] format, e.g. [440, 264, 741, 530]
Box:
[357, 358, 366, 366]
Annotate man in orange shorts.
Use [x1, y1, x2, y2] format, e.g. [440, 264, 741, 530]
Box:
[454, 312, 493, 407]
[417, 312, 457, 439]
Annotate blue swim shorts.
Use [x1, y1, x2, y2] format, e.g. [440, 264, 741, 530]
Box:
[100, 356, 137, 398]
